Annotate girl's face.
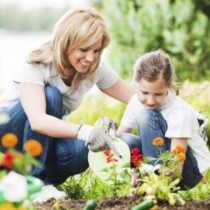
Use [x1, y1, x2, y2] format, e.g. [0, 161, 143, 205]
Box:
[137, 78, 168, 109]
[67, 39, 102, 74]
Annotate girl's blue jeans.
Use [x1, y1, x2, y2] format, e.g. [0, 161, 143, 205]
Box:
[119, 109, 203, 190]
[0, 85, 89, 184]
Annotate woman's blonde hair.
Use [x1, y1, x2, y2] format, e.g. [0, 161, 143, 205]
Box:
[27, 7, 110, 91]
[133, 49, 179, 94]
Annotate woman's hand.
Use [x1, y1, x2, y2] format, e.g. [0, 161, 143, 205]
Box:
[86, 117, 122, 158]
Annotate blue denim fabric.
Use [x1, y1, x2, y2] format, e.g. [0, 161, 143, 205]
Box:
[119, 109, 202, 189]
[53, 138, 89, 184]
[0, 100, 27, 152]
[0, 85, 88, 184]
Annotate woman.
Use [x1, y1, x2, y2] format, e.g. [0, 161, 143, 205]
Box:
[0, 7, 135, 201]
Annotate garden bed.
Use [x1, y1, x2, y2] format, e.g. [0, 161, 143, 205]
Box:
[34, 197, 210, 210]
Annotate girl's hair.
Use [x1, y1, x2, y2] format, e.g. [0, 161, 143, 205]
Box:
[26, 7, 110, 91]
[133, 49, 179, 94]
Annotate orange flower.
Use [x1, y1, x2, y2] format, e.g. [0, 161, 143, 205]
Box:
[103, 150, 118, 163]
[175, 145, 185, 153]
[24, 139, 43, 157]
[171, 149, 178, 156]
[176, 152, 186, 161]
[171, 145, 186, 161]
[152, 137, 164, 146]
[1, 133, 18, 148]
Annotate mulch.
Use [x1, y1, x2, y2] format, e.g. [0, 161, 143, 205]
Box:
[34, 196, 210, 210]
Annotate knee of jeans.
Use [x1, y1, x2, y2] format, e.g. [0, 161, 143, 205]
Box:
[118, 133, 141, 150]
[55, 140, 72, 159]
[45, 85, 62, 118]
[55, 140, 89, 170]
[139, 109, 159, 120]
[138, 109, 167, 131]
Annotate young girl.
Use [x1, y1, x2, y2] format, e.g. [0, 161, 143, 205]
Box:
[0, 7, 135, 201]
[118, 49, 210, 189]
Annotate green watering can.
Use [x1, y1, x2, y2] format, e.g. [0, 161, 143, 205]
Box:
[0, 175, 44, 204]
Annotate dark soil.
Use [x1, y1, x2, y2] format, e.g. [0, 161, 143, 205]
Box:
[34, 196, 210, 210]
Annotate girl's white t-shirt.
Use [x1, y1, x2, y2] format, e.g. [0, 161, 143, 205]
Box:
[121, 91, 210, 175]
[0, 61, 118, 115]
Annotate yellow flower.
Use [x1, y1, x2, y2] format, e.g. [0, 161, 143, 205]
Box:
[0, 202, 28, 210]
[24, 139, 43, 157]
[0, 202, 16, 210]
[1, 133, 18, 148]
[152, 137, 164, 146]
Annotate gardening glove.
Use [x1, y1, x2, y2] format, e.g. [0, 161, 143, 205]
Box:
[76, 117, 116, 142]
[195, 110, 209, 142]
[86, 117, 122, 158]
[77, 124, 93, 142]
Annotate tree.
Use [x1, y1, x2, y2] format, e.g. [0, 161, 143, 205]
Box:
[95, 0, 210, 82]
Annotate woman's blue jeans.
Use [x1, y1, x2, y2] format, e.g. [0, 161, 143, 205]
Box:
[119, 109, 203, 190]
[0, 85, 89, 184]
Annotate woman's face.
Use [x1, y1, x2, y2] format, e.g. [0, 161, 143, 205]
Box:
[137, 78, 168, 109]
[67, 39, 102, 74]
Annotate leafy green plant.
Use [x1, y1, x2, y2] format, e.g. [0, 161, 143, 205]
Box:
[97, 149, 131, 197]
[0, 133, 44, 210]
[60, 169, 116, 200]
[60, 171, 89, 200]
[130, 138, 186, 205]
[181, 181, 210, 201]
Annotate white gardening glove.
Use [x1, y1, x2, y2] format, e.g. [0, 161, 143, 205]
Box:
[76, 117, 116, 142]
[195, 110, 209, 142]
[77, 124, 93, 142]
[86, 117, 122, 158]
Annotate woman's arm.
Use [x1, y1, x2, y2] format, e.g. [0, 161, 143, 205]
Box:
[100, 78, 136, 103]
[20, 83, 80, 138]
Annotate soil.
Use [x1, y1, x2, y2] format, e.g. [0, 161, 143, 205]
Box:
[34, 196, 210, 210]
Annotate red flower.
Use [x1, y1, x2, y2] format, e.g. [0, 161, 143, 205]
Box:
[104, 149, 111, 156]
[131, 148, 144, 168]
[0, 151, 14, 170]
[131, 148, 141, 156]
[103, 150, 118, 163]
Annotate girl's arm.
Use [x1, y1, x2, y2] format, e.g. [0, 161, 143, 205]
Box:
[100, 78, 136, 103]
[20, 83, 80, 138]
[117, 125, 133, 134]
[170, 137, 188, 179]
